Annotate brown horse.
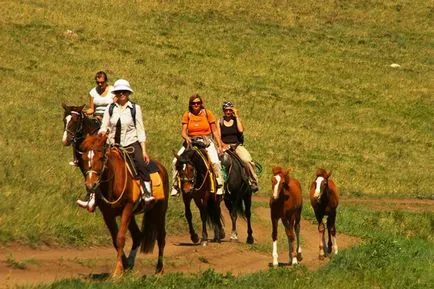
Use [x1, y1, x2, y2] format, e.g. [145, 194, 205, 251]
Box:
[270, 166, 303, 266]
[174, 144, 224, 246]
[309, 168, 339, 260]
[62, 103, 100, 176]
[80, 134, 169, 275]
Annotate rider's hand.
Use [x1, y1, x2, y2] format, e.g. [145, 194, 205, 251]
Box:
[143, 152, 150, 164]
[184, 136, 192, 145]
[232, 107, 239, 118]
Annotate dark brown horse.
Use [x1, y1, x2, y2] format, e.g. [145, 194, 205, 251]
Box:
[62, 103, 100, 176]
[174, 144, 224, 246]
[270, 166, 303, 266]
[80, 134, 168, 275]
[309, 168, 339, 260]
[219, 149, 254, 243]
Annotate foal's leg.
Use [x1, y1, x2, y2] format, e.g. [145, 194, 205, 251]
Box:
[184, 196, 199, 244]
[284, 217, 297, 265]
[113, 202, 134, 276]
[271, 217, 279, 267]
[244, 194, 254, 244]
[126, 217, 141, 270]
[327, 213, 338, 255]
[295, 210, 302, 261]
[317, 220, 326, 260]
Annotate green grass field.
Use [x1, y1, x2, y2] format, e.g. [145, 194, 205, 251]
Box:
[0, 0, 433, 288]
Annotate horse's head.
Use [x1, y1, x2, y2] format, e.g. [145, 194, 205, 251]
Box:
[312, 168, 332, 200]
[174, 148, 197, 194]
[62, 103, 85, 146]
[80, 134, 108, 191]
[271, 165, 292, 200]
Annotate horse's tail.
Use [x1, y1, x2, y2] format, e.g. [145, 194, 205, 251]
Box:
[140, 160, 169, 254]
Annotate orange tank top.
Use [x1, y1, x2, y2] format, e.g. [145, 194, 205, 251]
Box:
[182, 109, 216, 136]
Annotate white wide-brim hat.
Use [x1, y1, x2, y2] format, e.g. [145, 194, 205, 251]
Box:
[112, 79, 134, 93]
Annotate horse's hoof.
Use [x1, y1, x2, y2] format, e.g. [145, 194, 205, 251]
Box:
[246, 236, 254, 244]
[191, 234, 200, 244]
[201, 240, 208, 247]
[318, 255, 325, 260]
[297, 253, 303, 262]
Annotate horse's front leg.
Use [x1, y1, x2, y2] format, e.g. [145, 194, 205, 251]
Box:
[317, 220, 326, 260]
[184, 196, 199, 244]
[126, 217, 141, 270]
[113, 202, 134, 277]
[244, 194, 254, 244]
[271, 216, 279, 267]
[294, 211, 303, 262]
[327, 213, 338, 255]
[101, 209, 128, 268]
[284, 217, 297, 265]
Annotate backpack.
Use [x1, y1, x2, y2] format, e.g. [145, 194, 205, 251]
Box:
[108, 102, 136, 126]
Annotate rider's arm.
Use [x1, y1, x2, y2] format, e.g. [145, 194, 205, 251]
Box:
[86, 95, 95, 115]
[98, 105, 112, 135]
[232, 107, 244, 133]
[210, 122, 223, 149]
[181, 123, 191, 144]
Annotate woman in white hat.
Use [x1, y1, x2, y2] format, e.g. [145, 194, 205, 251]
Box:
[76, 79, 154, 211]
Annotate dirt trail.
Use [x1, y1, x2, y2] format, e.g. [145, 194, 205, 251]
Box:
[1, 197, 431, 288]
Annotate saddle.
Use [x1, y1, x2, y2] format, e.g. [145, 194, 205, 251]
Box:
[224, 149, 249, 184]
[111, 147, 165, 201]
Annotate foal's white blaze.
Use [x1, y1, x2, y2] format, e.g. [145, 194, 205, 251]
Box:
[272, 175, 281, 199]
[87, 150, 94, 178]
[62, 115, 72, 145]
[272, 240, 279, 266]
[314, 176, 324, 198]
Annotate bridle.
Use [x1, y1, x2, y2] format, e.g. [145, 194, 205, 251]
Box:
[177, 147, 210, 194]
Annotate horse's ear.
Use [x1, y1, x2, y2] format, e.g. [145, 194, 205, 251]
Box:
[326, 170, 332, 179]
[79, 104, 86, 111]
[271, 165, 282, 175]
[62, 103, 68, 110]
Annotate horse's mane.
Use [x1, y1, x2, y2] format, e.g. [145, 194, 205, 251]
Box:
[80, 134, 106, 151]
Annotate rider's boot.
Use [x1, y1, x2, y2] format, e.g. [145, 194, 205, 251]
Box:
[76, 192, 96, 212]
[142, 181, 155, 202]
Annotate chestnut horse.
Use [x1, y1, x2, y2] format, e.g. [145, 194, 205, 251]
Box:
[174, 144, 224, 246]
[270, 166, 303, 266]
[309, 168, 339, 260]
[80, 134, 168, 275]
[219, 149, 254, 243]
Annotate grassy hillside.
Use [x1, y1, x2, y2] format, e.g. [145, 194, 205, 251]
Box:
[0, 0, 432, 245]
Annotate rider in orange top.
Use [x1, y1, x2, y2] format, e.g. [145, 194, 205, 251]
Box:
[171, 94, 224, 197]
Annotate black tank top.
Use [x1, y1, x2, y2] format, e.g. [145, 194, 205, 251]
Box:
[220, 118, 239, 144]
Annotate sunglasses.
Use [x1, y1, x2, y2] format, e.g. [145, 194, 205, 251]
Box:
[190, 101, 202, 106]
[115, 90, 130, 96]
